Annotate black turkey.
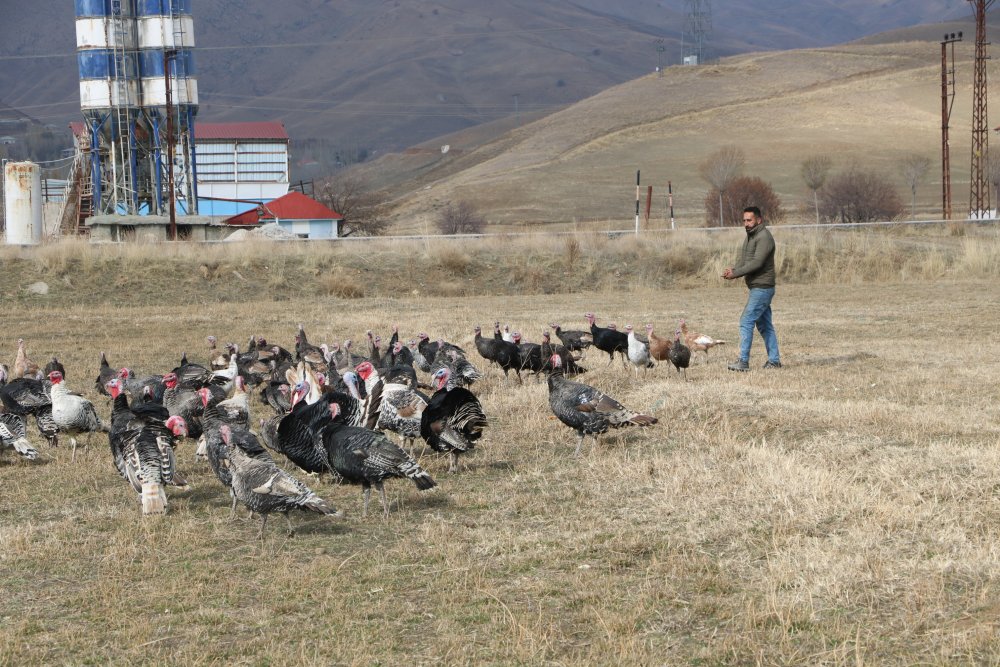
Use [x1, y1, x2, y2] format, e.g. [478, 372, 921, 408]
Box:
[420, 367, 487, 473]
[473, 325, 521, 383]
[95, 351, 117, 395]
[549, 323, 593, 357]
[668, 329, 692, 381]
[586, 313, 629, 366]
[0, 377, 58, 448]
[106, 378, 189, 515]
[546, 354, 657, 456]
[0, 413, 38, 461]
[321, 403, 437, 517]
[219, 424, 341, 538]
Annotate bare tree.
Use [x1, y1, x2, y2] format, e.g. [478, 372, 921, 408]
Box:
[801, 155, 833, 224]
[898, 154, 932, 220]
[698, 145, 745, 226]
[315, 173, 391, 237]
[435, 201, 486, 234]
[818, 167, 903, 223]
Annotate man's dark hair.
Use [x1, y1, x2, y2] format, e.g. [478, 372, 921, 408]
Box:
[744, 206, 762, 219]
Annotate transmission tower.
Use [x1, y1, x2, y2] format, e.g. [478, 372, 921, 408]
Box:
[969, 0, 994, 219]
[682, 0, 712, 65]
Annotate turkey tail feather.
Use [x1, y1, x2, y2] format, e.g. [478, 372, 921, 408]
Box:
[629, 414, 657, 426]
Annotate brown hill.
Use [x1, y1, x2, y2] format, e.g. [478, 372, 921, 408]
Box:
[0, 0, 974, 167]
[356, 35, 992, 231]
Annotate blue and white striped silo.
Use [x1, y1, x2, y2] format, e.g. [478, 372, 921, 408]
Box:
[75, 0, 140, 114]
[74, 0, 200, 218]
[136, 0, 198, 110]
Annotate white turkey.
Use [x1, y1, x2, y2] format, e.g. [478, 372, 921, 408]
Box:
[13, 338, 43, 380]
[546, 354, 657, 456]
[625, 324, 655, 377]
[218, 424, 342, 538]
[48, 370, 110, 460]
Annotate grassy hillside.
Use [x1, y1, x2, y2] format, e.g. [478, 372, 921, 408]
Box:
[1, 229, 999, 664]
[357, 39, 992, 231]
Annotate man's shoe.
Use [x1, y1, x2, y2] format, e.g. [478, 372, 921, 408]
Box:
[727, 359, 749, 372]
[762, 360, 782, 369]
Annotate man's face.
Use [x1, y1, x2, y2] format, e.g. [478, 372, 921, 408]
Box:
[743, 212, 761, 231]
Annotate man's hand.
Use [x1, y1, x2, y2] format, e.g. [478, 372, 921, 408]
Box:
[722, 267, 735, 280]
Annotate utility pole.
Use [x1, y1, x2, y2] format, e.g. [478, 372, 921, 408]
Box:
[512, 94, 520, 126]
[164, 48, 177, 240]
[969, 0, 994, 219]
[655, 39, 665, 75]
[941, 32, 962, 220]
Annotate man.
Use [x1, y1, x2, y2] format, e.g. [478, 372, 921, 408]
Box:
[722, 206, 781, 371]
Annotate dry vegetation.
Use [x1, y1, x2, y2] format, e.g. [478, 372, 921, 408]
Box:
[2, 228, 1000, 664]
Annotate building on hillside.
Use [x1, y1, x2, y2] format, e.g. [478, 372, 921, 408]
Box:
[195, 121, 290, 216]
[224, 190, 342, 239]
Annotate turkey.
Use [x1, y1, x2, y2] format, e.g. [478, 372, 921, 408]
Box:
[409, 339, 432, 373]
[106, 378, 189, 515]
[625, 325, 655, 377]
[369, 365, 429, 454]
[420, 367, 488, 473]
[0, 377, 58, 448]
[546, 354, 657, 456]
[668, 329, 692, 381]
[680, 319, 727, 359]
[644, 324, 672, 363]
[512, 331, 544, 379]
[118, 368, 166, 404]
[13, 339, 42, 380]
[43, 357, 66, 380]
[259, 378, 292, 415]
[95, 351, 117, 395]
[199, 394, 273, 508]
[322, 403, 437, 518]
[586, 313, 629, 366]
[549, 323, 593, 358]
[207, 336, 231, 370]
[48, 370, 110, 460]
[213, 375, 251, 429]
[417, 333, 464, 367]
[473, 325, 521, 383]
[0, 413, 38, 461]
[429, 346, 481, 388]
[162, 371, 210, 439]
[497, 322, 515, 343]
[218, 424, 341, 537]
[171, 353, 215, 389]
[539, 330, 586, 377]
[294, 323, 327, 370]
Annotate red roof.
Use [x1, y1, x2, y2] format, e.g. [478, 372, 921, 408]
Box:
[224, 191, 343, 225]
[196, 121, 288, 140]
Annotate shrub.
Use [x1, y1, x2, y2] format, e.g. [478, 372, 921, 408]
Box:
[818, 168, 904, 223]
[704, 176, 784, 226]
[435, 201, 486, 234]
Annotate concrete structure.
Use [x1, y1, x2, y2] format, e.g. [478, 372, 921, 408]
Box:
[4, 161, 43, 245]
[87, 214, 228, 242]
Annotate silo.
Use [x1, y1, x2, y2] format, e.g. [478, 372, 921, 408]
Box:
[137, 0, 199, 214]
[75, 0, 141, 214]
[4, 162, 44, 245]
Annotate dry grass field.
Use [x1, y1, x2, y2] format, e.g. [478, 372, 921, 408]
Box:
[2, 227, 1000, 664]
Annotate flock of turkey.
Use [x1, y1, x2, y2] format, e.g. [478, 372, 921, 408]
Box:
[0, 315, 727, 537]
